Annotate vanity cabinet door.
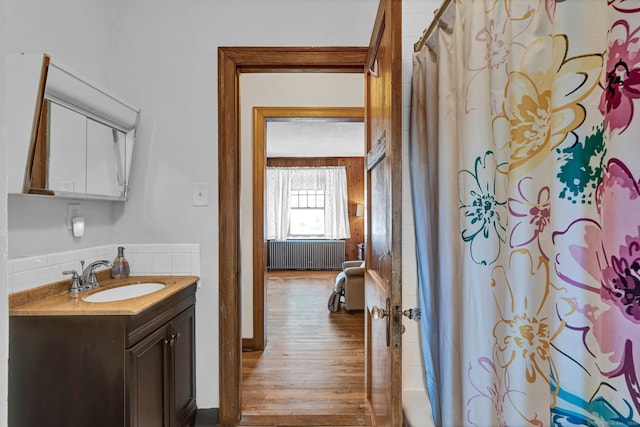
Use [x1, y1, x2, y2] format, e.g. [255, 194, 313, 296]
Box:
[170, 305, 197, 426]
[127, 304, 196, 427]
[127, 324, 170, 427]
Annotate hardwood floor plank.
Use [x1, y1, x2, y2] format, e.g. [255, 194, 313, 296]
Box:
[241, 271, 371, 426]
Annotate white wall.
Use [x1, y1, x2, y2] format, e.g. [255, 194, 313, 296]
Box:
[239, 73, 364, 338]
[6, 0, 120, 259]
[107, 1, 378, 409]
[0, 0, 9, 420]
[5, 0, 114, 83]
[4, 0, 379, 413]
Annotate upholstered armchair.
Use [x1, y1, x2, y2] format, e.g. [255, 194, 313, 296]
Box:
[328, 260, 365, 312]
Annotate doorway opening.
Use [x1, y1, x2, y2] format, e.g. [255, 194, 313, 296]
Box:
[247, 106, 365, 352]
[241, 106, 368, 425]
[218, 47, 368, 426]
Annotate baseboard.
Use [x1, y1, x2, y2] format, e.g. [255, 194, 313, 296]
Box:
[196, 408, 219, 426]
[242, 337, 255, 351]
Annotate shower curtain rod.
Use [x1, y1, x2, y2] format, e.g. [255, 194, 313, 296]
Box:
[413, 0, 454, 52]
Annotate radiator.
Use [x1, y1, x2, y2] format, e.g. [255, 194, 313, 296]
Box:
[268, 239, 345, 270]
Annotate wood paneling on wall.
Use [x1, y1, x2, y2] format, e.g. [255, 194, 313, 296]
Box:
[267, 157, 365, 261]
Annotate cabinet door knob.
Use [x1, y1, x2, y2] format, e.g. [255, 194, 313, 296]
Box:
[175, 332, 181, 340]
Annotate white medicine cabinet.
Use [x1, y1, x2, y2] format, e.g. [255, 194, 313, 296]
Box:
[7, 53, 141, 201]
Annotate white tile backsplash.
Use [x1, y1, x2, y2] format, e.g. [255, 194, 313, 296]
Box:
[172, 244, 197, 254]
[129, 253, 152, 275]
[8, 243, 201, 293]
[47, 250, 78, 266]
[152, 253, 172, 274]
[38, 265, 61, 285]
[172, 253, 192, 274]
[12, 269, 39, 293]
[191, 253, 201, 277]
[12, 256, 47, 273]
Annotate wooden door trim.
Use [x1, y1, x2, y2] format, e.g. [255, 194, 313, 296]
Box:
[218, 46, 367, 426]
[249, 106, 365, 353]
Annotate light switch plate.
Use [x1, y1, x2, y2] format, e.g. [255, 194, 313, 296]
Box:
[193, 183, 208, 207]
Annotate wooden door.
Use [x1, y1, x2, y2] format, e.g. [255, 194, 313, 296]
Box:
[364, 0, 403, 425]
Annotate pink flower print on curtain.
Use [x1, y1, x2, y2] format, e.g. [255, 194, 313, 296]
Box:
[553, 158, 640, 414]
[599, 20, 640, 134]
[508, 176, 551, 259]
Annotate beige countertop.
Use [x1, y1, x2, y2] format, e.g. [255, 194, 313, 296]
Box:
[9, 272, 199, 316]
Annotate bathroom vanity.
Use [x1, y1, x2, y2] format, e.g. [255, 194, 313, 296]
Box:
[8, 274, 198, 427]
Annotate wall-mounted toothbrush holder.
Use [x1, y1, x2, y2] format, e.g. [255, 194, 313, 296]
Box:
[71, 216, 85, 237]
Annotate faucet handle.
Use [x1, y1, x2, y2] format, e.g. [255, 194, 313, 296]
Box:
[63, 270, 83, 294]
[88, 271, 99, 289]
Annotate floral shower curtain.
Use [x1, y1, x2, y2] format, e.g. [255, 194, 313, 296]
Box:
[410, 1, 640, 425]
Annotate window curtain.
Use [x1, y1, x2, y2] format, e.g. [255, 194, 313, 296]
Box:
[410, 1, 640, 426]
[266, 168, 291, 241]
[266, 166, 351, 240]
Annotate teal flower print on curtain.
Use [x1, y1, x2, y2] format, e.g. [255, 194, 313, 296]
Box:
[458, 151, 508, 266]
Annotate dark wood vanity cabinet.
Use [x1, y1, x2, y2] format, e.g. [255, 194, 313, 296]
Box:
[9, 283, 197, 427]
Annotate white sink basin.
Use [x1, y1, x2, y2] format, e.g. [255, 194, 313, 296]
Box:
[83, 283, 166, 303]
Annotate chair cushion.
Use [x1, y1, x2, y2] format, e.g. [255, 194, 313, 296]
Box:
[333, 271, 346, 292]
[327, 291, 341, 312]
[328, 272, 346, 312]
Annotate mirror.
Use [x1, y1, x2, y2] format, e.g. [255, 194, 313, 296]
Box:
[7, 53, 140, 201]
[39, 100, 128, 198]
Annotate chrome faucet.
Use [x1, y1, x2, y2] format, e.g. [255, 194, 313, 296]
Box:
[80, 260, 113, 290]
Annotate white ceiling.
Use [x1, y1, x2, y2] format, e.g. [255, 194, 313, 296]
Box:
[266, 121, 365, 158]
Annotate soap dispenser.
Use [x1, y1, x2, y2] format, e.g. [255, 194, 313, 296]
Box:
[111, 246, 131, 279]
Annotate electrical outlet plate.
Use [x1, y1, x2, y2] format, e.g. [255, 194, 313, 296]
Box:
[66, 203, 81, 229]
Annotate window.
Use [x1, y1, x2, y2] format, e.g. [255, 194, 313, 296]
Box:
[289, 189, 325, 236]
[266, 166, 351, 240]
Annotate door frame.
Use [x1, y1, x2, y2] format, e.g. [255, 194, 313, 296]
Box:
[246, 106, 365, 352]
[218, 47, 368, 426]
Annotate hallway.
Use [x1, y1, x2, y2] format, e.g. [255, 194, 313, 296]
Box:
[240, 271, 370, 426]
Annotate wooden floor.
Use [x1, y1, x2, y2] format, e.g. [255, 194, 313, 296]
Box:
[241, 271, 371, 426]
